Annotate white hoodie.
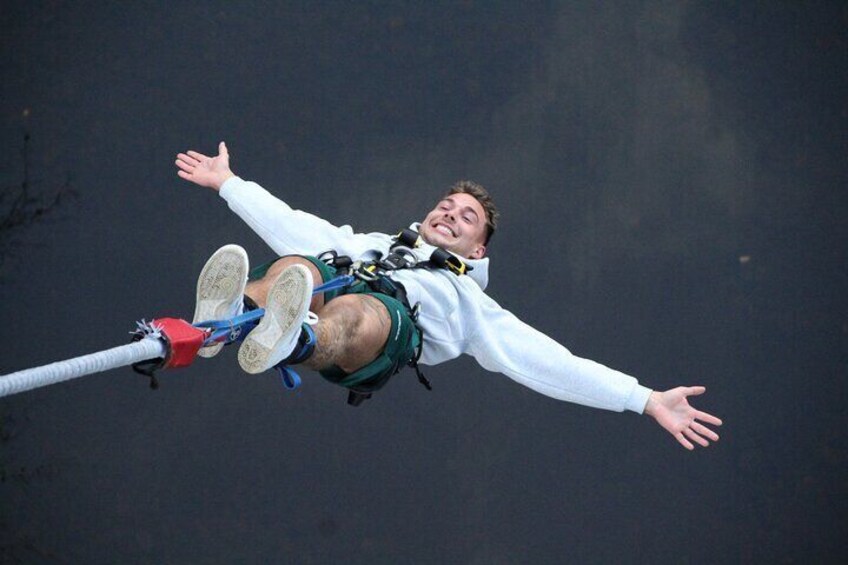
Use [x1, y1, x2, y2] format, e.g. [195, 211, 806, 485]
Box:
[220, 177, 652, 413]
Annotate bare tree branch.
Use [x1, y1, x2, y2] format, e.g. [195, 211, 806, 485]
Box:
[0, 131, 78, 266]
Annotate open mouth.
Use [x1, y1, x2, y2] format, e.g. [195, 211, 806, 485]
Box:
[433, 223, 456, 237]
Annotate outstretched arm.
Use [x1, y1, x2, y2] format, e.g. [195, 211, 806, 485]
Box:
[175, 141, 235, 191]
[644, 386, 722, 450]
[175, 142, 389, 259]
[461, 289, 723, 450]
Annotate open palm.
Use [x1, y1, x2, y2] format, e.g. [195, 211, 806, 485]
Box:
[646, 386, 722, 450]
[175, 141, 234, 191]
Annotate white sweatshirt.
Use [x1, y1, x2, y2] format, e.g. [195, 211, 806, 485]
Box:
[219, 177, 652, 413]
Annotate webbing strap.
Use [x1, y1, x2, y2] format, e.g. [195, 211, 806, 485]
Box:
[277, 366, 302, 390]
[312, 274, 356, 295]
[194, 308, 265, 346]
[273, 323, 316, 390]
[192, 275, 357, 348]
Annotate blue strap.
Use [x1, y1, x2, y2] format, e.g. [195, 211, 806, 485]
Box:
[276, 365, 302, 390]
[195, 308, 265, 331]
[272, 323, 315, 391]
[194, 308, 266, 347]
[192, 275, 355, 361]
[312, 274, 356, 295]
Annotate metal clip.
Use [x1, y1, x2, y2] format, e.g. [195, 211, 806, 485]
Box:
[352, 260, 379, 282]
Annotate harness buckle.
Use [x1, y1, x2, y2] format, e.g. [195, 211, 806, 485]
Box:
[380, 245, 418, 271]
[352, 260, 380, 282]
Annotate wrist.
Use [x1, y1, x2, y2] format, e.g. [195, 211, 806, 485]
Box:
[212, 171, 235, 192]
[644, 391, 661, 417]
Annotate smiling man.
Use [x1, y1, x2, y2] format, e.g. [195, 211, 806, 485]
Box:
[176, 142, 722, 450]
[418, 184, 493, 260]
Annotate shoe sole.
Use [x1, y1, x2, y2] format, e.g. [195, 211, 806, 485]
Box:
[238, 264, 312, 374]
[192, 245, 249, 358]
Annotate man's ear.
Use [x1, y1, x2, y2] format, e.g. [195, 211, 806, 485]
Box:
[469, 244, 486, 260]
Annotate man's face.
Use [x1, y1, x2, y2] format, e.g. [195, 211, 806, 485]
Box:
[419, 192, 488, 259]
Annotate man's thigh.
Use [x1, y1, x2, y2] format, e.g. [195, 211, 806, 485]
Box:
[318, 293, 392, 372]
[319, 291, 420, 392]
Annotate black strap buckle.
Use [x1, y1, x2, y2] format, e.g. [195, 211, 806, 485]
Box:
[395, 228, 422, 248]
[429, 248, 471, 276]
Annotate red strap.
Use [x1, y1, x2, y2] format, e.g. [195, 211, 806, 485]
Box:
[152, 318, 208, 369]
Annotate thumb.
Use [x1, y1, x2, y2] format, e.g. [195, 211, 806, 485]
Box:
[219, 141, 229, 158]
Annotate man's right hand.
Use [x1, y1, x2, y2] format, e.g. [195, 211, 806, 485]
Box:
[644, 386, 722, 450]
[175, 141, 235, 192]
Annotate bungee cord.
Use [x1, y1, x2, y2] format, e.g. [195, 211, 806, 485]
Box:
[0, 338, 167, 398]
[0, 275, 355, 399]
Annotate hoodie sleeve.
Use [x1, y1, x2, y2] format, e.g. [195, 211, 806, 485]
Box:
[464, 287, 652, 413]
[218, 176, 378, 258]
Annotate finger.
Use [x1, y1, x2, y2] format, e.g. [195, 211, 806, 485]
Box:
[675, 432, 694, 450]
[685, 386, 706, 396]
[683, 427, 709, 447]
[219, 141, 228, 157]
[177, 170, 192, 180]
[176, 152, 199, 166]
[187, 150, 210, 161]
[695, 410, 722, 426]
[175, 159, 195, 173]
[691, 421, 719, 442]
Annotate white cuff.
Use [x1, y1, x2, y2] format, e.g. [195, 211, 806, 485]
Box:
[219, 175, 243, 197]
[625, 384, 653, 414]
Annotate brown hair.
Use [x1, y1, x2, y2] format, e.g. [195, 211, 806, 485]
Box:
[447, 180, 499, 245]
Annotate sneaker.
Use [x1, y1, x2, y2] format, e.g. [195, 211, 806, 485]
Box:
[238, 264, 313, 374]
[192, 244, 249, 358]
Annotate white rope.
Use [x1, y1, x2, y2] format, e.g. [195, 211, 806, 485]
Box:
[0, 338, 166, 398]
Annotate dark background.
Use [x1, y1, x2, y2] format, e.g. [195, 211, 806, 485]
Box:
[1, 1, 845, 563]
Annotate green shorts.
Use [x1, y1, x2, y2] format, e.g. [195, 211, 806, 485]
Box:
[250, 255, 420, 393]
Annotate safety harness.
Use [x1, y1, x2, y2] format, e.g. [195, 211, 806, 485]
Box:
[316, 228, 471, 406]
[131, 230, 471, 406]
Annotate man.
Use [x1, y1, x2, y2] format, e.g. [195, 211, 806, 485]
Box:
[175, 142, 722, 450]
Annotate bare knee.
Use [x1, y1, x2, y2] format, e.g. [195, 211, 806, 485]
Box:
[245, 256, 325, 310]
[308, 294, 391, 373]
[321, 295, 391, 348]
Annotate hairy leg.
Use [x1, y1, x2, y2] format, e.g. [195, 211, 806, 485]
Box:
[245, 256, 326, 311]
[245, 257, 391, 373]
[303, 294, 391, 374]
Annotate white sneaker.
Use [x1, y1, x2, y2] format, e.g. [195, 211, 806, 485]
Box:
[238, 264, 313, 374]
[192, 244, 249, 358]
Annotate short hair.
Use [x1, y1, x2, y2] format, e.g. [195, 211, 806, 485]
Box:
[446, 180, 499, 245]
